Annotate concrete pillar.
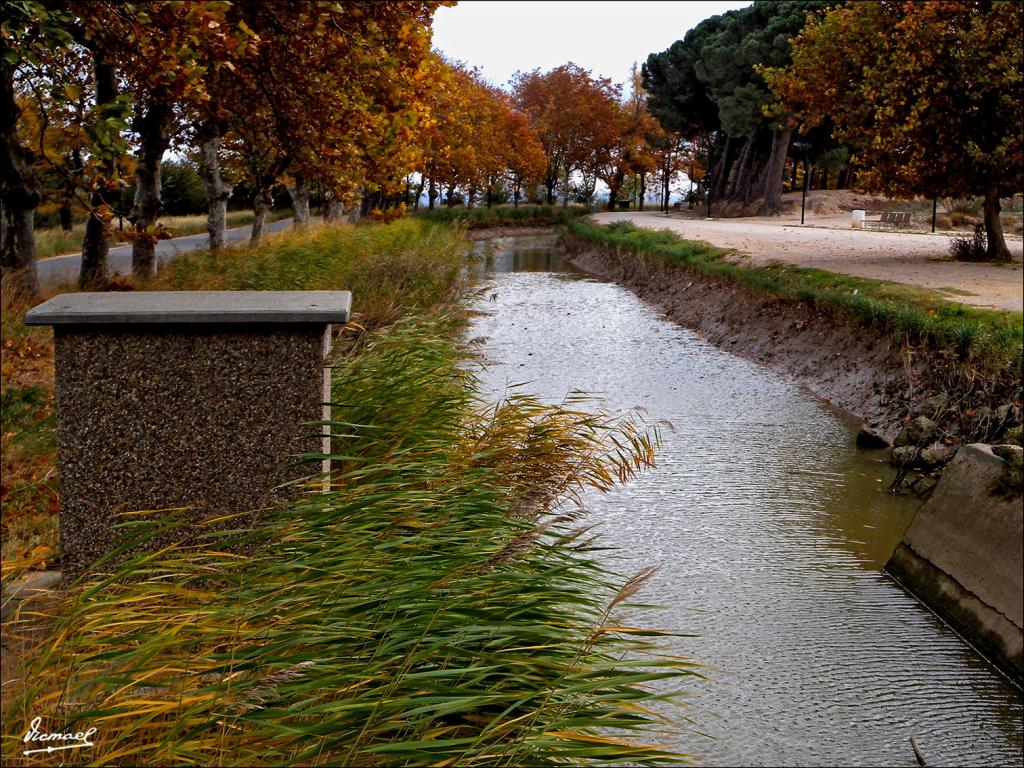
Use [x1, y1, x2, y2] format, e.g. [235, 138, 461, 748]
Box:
[25, 291, 351, 576]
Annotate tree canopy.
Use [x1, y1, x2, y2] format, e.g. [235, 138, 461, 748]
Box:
[763, 0, 1023, 260]
[643, 1, 826, 215]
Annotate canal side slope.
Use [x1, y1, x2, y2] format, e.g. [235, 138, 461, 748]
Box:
[560, 221, 1022, 447]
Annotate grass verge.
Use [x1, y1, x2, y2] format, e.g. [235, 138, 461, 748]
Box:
[567, 219, 1023, 376]
[414, 204, 590, 229]
[2, 222, 697, 765]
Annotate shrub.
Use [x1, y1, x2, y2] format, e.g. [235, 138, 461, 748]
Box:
[949, 222, 988, 262]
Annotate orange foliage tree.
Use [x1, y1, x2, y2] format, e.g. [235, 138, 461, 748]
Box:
[417, 59, 545, 209]
[511, 63, 623, 206]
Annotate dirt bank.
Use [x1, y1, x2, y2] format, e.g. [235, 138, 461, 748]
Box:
[561, 236, 1021, 445]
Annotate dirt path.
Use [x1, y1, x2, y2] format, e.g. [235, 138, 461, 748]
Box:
[590, 210, 1024, 313]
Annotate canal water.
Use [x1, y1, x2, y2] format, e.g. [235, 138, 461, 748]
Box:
[468, 234, 1023, 767]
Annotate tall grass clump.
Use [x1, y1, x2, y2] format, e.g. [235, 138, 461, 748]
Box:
[566, 219, 1023, 375]
[415, 204, 590, 228]
[151, 218, 470, 331]
[2, 312, 698, 766]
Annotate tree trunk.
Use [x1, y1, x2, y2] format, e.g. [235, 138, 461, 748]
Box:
[983, 189, 1011, 262]
[1, 202, 39, 297]
[80, 56, 118, 288]
[545, 164, 557, 205]
[759, 128, 791, 216]
[427, 172, 437, 210]
[286, 175, 310, 227]
[0, 54, 41, 296]
[638, 173, 645, 211]
[712, 135, 735, 201]
[250, 186, 272, 242]
[198, 124, 232, 253]
[728, 137, 754, 201]
[663, 160, 671, 212]
[129, 97, 173, 280]
[58, 204, 73, 231]
[606, 167, 624, 211]
[725, 136, 750, 199]
[324, 197, 344, 223]
[513, 176, 521, 207]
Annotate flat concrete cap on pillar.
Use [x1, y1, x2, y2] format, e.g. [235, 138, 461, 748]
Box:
[24, 291, 352, 326]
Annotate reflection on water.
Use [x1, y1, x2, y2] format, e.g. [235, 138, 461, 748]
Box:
[469, 235, 1023, 767]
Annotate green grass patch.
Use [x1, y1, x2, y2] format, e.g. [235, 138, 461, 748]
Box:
[4, 312, 697, 766]
[567, 219, 1023, 375]
[414, 204, 590, 229]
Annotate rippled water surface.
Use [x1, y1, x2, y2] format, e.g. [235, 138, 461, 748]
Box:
[469, 235, 1023, 767]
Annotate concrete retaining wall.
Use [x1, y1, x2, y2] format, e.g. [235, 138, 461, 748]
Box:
[886, 444, 1023, 684]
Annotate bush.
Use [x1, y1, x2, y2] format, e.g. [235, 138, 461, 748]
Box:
[949, 222, 988, 261]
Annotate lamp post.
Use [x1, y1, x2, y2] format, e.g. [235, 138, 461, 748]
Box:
[706, 134, 714, 218]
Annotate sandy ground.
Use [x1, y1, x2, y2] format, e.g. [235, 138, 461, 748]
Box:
[590, 203, 1024, 313]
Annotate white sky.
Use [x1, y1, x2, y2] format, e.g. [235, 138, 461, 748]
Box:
[431, 0, 753, 89]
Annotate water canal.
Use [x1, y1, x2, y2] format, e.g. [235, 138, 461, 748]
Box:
[468, 234, 1023, 767]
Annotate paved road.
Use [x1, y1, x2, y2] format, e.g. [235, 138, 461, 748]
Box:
[38, 218, 296, 285]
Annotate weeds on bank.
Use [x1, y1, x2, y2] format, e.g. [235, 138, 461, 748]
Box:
[151, 218, 468, 331]
[414, 204, 590, 228]
[2, 313, 697, 767]
[567, 219, 1023, 376]
[1, 282, 60, 564]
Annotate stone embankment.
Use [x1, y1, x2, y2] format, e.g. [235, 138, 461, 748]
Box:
[887, 444, 1023, 685]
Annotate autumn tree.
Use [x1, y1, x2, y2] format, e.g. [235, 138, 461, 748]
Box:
[417, 59, 543, 211]
[764, 0, 1023, 261]
[61, 1, 229, 279]
[497, 107, 546, 208]
[512, 63, 622, 206]
[221, 1, 442, 231]
[1, 0, 74, 295]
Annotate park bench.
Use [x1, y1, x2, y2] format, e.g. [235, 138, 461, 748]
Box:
[863, 211, 912, 230]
